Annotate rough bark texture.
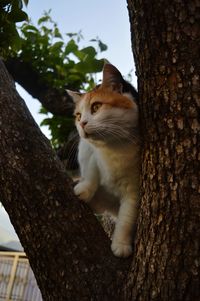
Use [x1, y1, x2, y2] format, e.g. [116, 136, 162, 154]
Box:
[125, 1, 200, 300]
[0, 60, 130, 301]
[0, 1, 200, 300]
[4, 57, 74, 116]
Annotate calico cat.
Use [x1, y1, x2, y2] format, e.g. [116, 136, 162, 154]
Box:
[68, 63, 140, 257]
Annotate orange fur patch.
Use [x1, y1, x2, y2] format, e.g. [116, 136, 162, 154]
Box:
[81, 87, 134, 109]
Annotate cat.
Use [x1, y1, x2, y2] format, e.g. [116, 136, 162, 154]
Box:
[67, 63, 140, 258]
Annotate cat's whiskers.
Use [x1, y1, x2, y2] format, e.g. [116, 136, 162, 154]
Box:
[86, 122, 136, 145]
[102, 127, 127, 144]
[103, 122, 139, 141]
[92, 128, 107, 141]
[66, 135, 79, 167]
[108, 128, 137, 144]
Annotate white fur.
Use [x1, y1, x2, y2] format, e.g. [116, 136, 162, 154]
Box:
[73, 93, 140, 258]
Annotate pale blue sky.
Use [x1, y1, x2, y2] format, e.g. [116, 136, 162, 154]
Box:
[1, 0, 137, 237]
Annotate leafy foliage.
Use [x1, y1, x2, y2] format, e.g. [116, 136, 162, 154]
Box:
[11, 11, 108, 147]
[0, 0, 28, 56]
[40, 114, 75, 148]
[0, 4, 108, 148]
[15, 12, 107, 91]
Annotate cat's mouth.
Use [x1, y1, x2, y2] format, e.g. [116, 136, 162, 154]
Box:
[85, 132, 95, 140]
[83, 129, 98, 141]
[82, 129, 92, 139]
[83, 128, 110, 142]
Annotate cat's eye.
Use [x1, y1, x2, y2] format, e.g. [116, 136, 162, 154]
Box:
[91, 102, 102, 114]
[76, 112, 81, 121]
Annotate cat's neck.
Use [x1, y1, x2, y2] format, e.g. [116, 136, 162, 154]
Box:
[85, 137, 139, 152]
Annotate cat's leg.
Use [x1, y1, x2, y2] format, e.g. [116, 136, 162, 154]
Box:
[111, 196, 138, 257]
[74, 154, 99, 202]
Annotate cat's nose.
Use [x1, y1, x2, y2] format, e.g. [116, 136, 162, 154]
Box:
[80, 120, 88, 128]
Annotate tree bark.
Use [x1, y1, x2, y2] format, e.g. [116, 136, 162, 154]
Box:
[4, 57, 74, 116]
[0, 60, 129, 301]
[125, 1, 200, 300]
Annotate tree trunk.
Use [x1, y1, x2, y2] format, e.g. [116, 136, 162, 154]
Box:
[125, 0, 200, 300]
[0, 1, 199, 300]
[0, 60, 129, 301]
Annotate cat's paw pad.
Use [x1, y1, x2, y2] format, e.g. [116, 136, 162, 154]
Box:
[111, 241, 133, 258]
[74, 182, 94, 202]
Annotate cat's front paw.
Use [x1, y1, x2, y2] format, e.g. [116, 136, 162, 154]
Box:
[74, 181, 95, 202]
[111, 240, 133, 258]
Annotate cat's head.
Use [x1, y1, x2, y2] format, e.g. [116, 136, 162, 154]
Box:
[68, 63, 138, 146]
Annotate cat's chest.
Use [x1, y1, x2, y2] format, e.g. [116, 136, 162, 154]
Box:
[94, 146, 136, 187]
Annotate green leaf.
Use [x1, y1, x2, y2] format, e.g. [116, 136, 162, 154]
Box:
[66, 32, 76, 38]
[75, 59, 104, 73]
[50, 41, 64, 52]
[38, 15, 50, 25]
[8, 9, 28, 22]
[98, 40, 107, 52]
[73, 50, 86, 60]
[39, 106, 49, 115]
[23, 24, 38, 32]
[81, 46, 97, 58]
[64, 39, 78, 55]
[54, 27, 62, 39]
[40, 118, 51, 126]
[90, 38, 108, 52]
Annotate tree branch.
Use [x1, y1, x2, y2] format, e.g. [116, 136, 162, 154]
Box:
[0, 60, 130, 300]
[4, 57, 74, 116]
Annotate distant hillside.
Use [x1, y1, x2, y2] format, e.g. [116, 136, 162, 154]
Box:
[2, 240, 23, 251]
[0, 225, 23, 251]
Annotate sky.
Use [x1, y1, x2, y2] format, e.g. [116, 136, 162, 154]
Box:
[0, 0, 137, 239]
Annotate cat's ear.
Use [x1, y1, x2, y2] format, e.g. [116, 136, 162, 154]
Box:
[66, 90, 82, 103]
[102, 63, 123, 93]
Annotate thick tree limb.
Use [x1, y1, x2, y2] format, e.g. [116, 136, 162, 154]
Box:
[4, 57, 74, 116]
[125, 1, 200, 300]
[0, 60, 130, 300]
